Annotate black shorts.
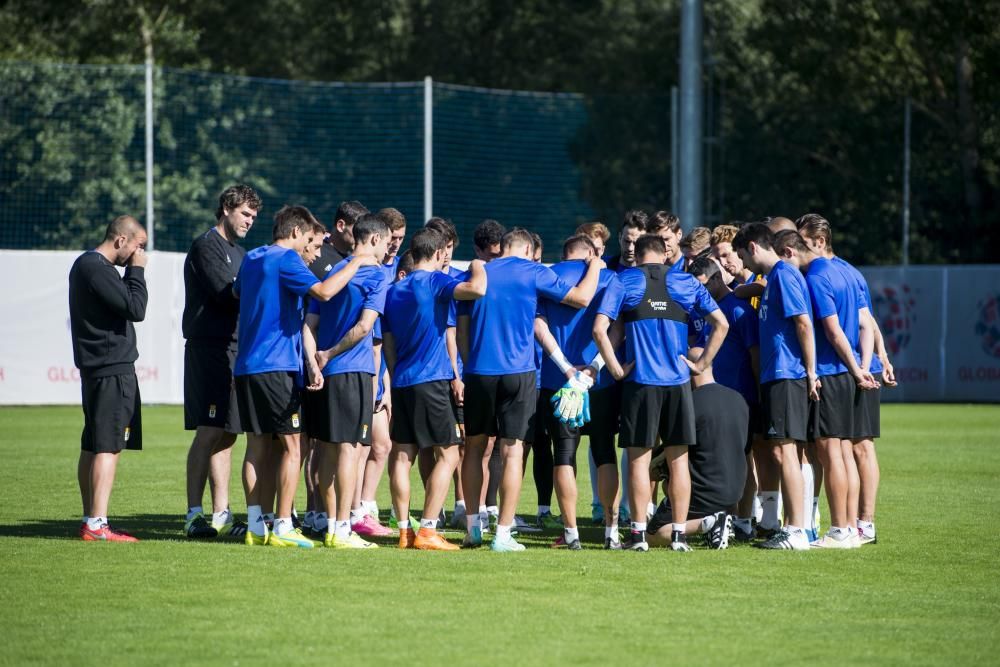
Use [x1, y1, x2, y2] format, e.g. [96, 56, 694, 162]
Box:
[310, 372, 374, 445]
[809, 372, 855, 440]
[524, 388, 550, 444]
[464, 372, 536, 440]
[746, 403, 762, 453]
[184, 342, 241, 433]
[391, 381, 462, 449]
[852, 386, 881, 439]
[582, 382, 621, 466]
[619, 382, 695, 449]
[80, 372, 142, 453]
[761, 378, 809, 442]
[538, 387, 584, 466]
[235, 371, 302, 436]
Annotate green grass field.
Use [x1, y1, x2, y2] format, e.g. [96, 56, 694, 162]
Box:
[1, 404, 998, 666]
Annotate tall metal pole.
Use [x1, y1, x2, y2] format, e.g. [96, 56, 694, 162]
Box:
[902, 97, 911, 266]
[144, 59, 155, 250]
[670, 86, 679, 216]
[678, 0, 703, 232]
[423, 76, 433, 224]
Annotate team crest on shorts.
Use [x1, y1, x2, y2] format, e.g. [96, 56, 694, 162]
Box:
[124, 427, 131, 442]
[362, 424, 369, 439]
[291, 413, 300, 428]
[455, 424, 461, 439]
[208, 404, 217, 419]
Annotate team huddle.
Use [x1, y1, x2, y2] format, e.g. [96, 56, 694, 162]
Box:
[69, 184, 894, 552]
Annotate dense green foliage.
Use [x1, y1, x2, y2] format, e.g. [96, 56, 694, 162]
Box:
[1, 1, 997, 262]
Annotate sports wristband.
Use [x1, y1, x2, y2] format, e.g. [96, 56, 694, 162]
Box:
[549, 348, 573, 374]
[588, 354, 606, 373]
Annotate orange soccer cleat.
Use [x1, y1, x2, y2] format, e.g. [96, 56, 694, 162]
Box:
[414, 527, 459, 551]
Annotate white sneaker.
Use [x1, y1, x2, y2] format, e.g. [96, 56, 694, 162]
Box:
[810, 531, 854, 549]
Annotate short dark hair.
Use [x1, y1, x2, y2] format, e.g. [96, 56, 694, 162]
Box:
[103, 215, 143, 242]
[562, 234, 597, 259]
[796, 213, 834, 252]
[335, 200, 369, 227]
[216, 184, 262, 220]
[396, 250, 414, 280]
[634, 234, 667, 258]
[773, 230, 810, 255]
[647, 210, 680, 234]
[377, 207, 407, 231]
[272, 205, 317, 241]
[687, 255, 720, 281]
[410, 228, 444, 263]
[425, 217, 459, 247]
[732, 222, 774, 252]
[309, 220, 327, 236]
[353, 213, 389, 245]
[622, 209, 648, 232]
[474, 219, 506, 251]
[502, 228, 534, 252]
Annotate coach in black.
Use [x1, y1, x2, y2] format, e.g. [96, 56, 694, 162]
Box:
[70, 215, 148, 542]
[182, 185, 260, 539]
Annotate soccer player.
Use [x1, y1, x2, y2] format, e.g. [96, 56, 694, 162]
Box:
[70, 215, 148, 542]
[235, 205, 375, 548]
[646, 211, 685, 272]
[594, 234, 728, 552]
[731, 222, 817, 550]
[796, 214, 895, 544]
[679, 226, 712, 265]
[606, 210, 647, 273]
[535, 234, 624, 549]
[181, 185, 259, 539]
[575, 221, 611, 259]
[459, 228, 604, 551]
[382, 228, 487, 550]
[304, 213, 391, 549]
[646, 360, 748, 549]
[711, 224, 762, 305]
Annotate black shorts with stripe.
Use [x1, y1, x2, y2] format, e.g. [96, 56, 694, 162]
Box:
[184, 342, 241, 433]
[761, 378, 809, 442]
[235, 371, 302, 436]
[81, 371, 142, 453]
[391, 380, 462, 449]
[619, 381, 695, 449]
[808, 372, 855, 441]
[309, 372, 374, 445]
[464, 372, 536, 440]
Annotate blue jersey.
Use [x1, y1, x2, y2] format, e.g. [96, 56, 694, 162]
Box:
[308, 259, 388, 376]
[758, 260, 812, 383]
[234, 245, 319, 376]
[373, 318, 386, 401]
[383, 270, 462, 388]
[832, 256, 882, 374]
[598, 264, 717, 387]
[463, 256, 573, 376]
[806, 257, 862, 377]
[699, 293, 760, 405]
[537, 261, 623, 390]
[669, 256, 686, 273]
[446, 268, 468, 378]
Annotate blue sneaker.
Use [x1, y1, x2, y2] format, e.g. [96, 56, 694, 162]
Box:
[490, 533, 526, 552]
[462, 525, 483, 549]
[591, 504, 605, 526]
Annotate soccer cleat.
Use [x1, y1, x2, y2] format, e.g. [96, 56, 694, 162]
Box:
[324, 532, 378, 549]
[604, 536, 623, 550]
[81, 523, 139, 543]
[490, 533, 526, 552]
[670, 530, 692, 552]
[755, 528, 810, 551]
[351, 514, 393, 538]
[245, 525, 269, 546]
[551, 535, 582, 550]
[212, 516, 248, 539]
[513, 515, 541, 534]
[536, 511, 563, 530]
[809, 534, 853, 549]
[268, 527, 315, 549]
[185, 513, 218, 539]
[704, 512, 732, 550]
[414, 528, 460, 551]
[755, 525, 781, 542]
[462, 525, 483, 549]
[857, 525, 877, 546]
[398, 527, 416, 549]
[624, 530, 648, 552]
[591, 504, 605, 526]
[732, 521, 755, 544]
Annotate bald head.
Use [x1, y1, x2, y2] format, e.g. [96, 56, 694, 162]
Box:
[100, 215, 147, 266]
[103, 215, 143, 242]
[766, 216, 797, 234]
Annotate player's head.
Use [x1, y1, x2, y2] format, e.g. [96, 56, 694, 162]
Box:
[772, 229, 815, 269]
[647, 211, 682, 261]
[377, 207, 407, 263]
[501, 227, 534, 259]
[103, 215, 147, 266]
[396, 250, 414, 282]
[331, 200, 368, 253]
[680, 226, 711, 261]
[763, 216, 797, 234]
[562, 234, 597, 261]
[530, 232, 543, 262]
[425, 217, 459, 266]
[215, 184, 260, 240]
[272, 205, 319, 252]
[353, 213, 390, 259]
[795, 213, 834, 256]
[300, 220, 327, 265]
[474, 219, 506, 261]
[688, 255, 727, 295]
[409, 227, 445, 267]
[634, 233, 667, 264]
[711, 223, 745, 277]
[619, 209, 647, 266]
[575, 221, 610, 257]
[732, 222, 776, 274]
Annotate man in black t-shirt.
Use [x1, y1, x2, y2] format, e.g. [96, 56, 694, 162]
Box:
[182, 185, 259, 539]
[70, 215, 148, 542]
[647, 364, 748, 549]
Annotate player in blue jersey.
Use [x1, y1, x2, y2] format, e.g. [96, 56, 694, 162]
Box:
[594, 234, 728, 552]
[234, 205, 377, 548]
[302, 214, 391, 549]
[731, 223, 818, 550]
[605, 210, 646, 274]
[774, 230, 878, 548]
[459, 228, 604, 552]
[646, 211, 686, 273]
[382, 228, 487, 550]
[797, 214, 895, 545]
[534, 234, 625, 549]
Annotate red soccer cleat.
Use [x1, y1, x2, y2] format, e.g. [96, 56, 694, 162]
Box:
[81, 524, 139, 543]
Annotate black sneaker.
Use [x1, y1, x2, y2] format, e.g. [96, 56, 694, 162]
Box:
[184, 513, 217, 539]
[670, 530, 692, 552]
[624, 530, 648, 552]
[703, 512, 732, 549]
[731, 520, 755, 544]
[756, 525, 781, 542]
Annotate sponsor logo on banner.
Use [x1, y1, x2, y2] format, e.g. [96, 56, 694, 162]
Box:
[974, 293, 1000, 359]
[873, 285, 916, 356]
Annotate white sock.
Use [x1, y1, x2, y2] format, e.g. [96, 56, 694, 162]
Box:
[759, 492, 780, 529]
[486, 505, 498, 517]
[478, 504, 488, 515]
[734, 517, 752, 533]
[672, 522, 686, 535]
[813, 497, 821, 525]
[273, 517, 293, 536]
[262, 512, 274, 524]
[212, 508, 231, 526]
[466, 514, 479, 531]
[248, 506, 265, 536]
[334, 520, 351, 540]
[350, 507, 365, 523]
[647, 502, 657, 519]
[538, 505, 551, 516]
[857, 519, 875, 536]
[630, 521, 647, 534]
[785, 524, 804, 534]
[604, 526, 620, 543]
[564, 526, 579, 543]
[186, 506, 203, 521]
[752, 494, 763, 523]
[830, 526, 849, 540]
[420, 517, 437, 530]
[398, 519, 410, 530]
[362, 499, 378, 517]
[87, 516, 106, 530]
[496, 524, 512, 541]
[699, 516, 716, 533]
[454, 499, 466, 515]
[314, 512, 328, 532]
[801, 463, 814, 531]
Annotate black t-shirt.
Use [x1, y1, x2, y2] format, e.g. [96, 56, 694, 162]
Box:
[689, 382, 749, 514]
[68, 251, 148, 378]
[310, 242, 347, 280]
[182, 227, 246, 344]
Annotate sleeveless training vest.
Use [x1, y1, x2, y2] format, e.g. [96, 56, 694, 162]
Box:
[622, 263, 689, 324]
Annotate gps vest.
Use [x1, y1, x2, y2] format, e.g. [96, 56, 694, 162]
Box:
[622, 263, 689, 324]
